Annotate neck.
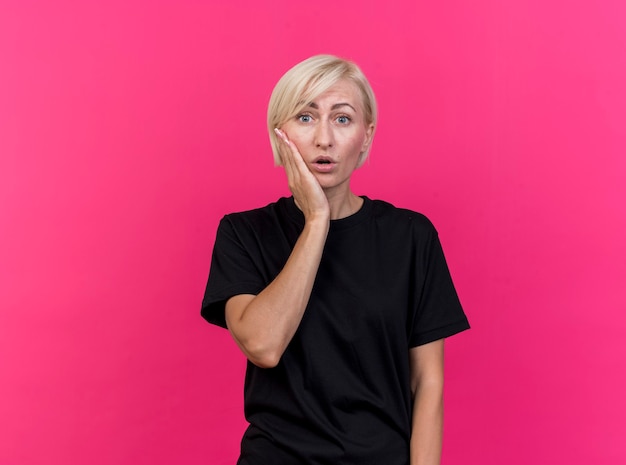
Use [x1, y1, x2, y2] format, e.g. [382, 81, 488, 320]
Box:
[324, 188, 363, 220]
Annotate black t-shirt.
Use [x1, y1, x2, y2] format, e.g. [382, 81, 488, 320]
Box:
[202, 196, 469, 465]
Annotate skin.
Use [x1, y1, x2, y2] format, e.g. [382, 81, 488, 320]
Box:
[277, 79, 374, 219]
[410, 339, 445, 465]
[224, 78, 445, 465]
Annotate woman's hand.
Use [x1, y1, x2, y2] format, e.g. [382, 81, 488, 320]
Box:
[274, 128, 330, 222]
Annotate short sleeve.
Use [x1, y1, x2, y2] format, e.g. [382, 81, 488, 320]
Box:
[201, 216, 266, 328]
[409, 228, 470, 347]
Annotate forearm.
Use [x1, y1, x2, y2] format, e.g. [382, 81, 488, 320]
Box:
[226, 215, 329, 367]
[410, 381, 443, 465]
[409, 341, 445, 465]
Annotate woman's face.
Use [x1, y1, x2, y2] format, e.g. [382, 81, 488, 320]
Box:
[280, 79, 374, 195]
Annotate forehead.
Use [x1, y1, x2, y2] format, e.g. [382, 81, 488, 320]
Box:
[308, 79, 363, 109]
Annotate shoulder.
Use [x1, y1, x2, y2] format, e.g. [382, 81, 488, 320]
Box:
[220, 197, 290, 230]
[368, 198, 438, 236]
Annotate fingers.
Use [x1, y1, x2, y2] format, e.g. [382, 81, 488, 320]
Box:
[274, 128, 306, 185]
[274, 128, 329, 220]
[274, 128, 300, 170]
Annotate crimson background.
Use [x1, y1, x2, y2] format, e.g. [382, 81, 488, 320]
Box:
[1, 1, 625, 464]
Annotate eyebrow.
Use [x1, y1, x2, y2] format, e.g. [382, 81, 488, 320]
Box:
[307, 102, 357, 112]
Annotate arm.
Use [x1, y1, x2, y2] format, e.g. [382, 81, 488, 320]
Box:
[225, 129, 329, 368]
[409, 339, 445, 465]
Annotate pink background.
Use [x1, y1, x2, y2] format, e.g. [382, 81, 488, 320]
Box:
[1, 1, 625, 464]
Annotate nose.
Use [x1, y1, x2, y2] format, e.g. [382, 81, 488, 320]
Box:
[314, 120, 334, 149]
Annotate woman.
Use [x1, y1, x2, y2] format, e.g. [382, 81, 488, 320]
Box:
[202, 54, 469, 465]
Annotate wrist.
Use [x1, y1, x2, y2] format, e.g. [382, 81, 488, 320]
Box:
[303, 213, 330, 232]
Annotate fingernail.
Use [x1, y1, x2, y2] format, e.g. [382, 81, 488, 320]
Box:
[275, 127, 288, 142]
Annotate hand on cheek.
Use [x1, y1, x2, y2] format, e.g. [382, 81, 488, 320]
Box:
[274, 128, 329, 221]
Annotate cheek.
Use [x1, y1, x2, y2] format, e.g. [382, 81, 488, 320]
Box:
[288, 135, 310, 154]
[283, 126, 309, 146]
[344, 133, 367, 153]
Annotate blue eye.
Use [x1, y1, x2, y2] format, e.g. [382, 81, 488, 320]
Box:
[297, 114, 312, 123]
[337, 115, 351, 124]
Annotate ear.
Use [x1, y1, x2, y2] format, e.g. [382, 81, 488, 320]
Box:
[361, 123, 375, 152]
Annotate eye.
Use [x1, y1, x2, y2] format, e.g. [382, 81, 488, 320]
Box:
[297, 114, 313, 123]
[336, 115, 351, 124]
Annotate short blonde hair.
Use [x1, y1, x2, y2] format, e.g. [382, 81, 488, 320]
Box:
[267, 54, 377, 167]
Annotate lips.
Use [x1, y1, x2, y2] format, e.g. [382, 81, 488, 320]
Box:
[311, 156, 336, 173]
[313, 156, 335, 164]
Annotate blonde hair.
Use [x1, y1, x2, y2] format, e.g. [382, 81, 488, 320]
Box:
[267, 55, 377, 167]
